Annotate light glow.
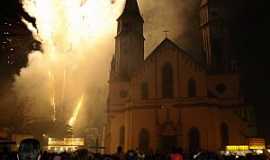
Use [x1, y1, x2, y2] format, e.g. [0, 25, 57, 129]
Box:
[18, 0, 125, 128]
[22, 0, 124, 44]
[48, 71, 56, 122]
[68, 95, 85, 126]
[48, 137, 84, 146]
[226, 145, 249, 151]
[249, 145, 265, 150]
[255, 150, 263, 154]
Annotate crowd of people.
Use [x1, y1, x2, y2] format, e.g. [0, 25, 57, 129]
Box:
[0, 138, 269, 160]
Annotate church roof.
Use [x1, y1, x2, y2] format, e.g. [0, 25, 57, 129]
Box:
[145, 38, 206, 69]
[117, 0, 143, 22]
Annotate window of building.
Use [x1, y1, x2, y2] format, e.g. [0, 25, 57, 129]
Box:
[141, 82, 149, 99]
[162, 63, 174, 98]
[188, 127, 200, 154]
[119, 126, 125, 147]
[139, 128, 150, 152]
[231, 60, 238, 72]
[220, 123, 229, 148]
[188, 78, 197, 97]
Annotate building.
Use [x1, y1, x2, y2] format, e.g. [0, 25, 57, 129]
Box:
[106, 0, 255, 153]
[45, 137, 85, 152]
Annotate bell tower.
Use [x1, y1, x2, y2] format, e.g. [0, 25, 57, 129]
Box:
[111, 0, 144, 81]
[200, 0, 238, 73]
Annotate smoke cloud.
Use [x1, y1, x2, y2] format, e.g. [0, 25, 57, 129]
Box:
[139, 0, 201, 58]
[13, 0, 125, 135]
[11, 0, 202, 136]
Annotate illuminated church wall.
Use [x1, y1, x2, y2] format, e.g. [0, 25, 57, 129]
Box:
[105, 0, 250, 154]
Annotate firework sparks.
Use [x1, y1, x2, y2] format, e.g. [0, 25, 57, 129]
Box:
[68, 95, 85, 126]
[17, 0, 125, 131]
[48, 70, 56, 122]
[50, 96, 56, 122]
[61, 69, 67, 107]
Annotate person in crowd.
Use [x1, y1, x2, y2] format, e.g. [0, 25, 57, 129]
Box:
[137, 149, 145, 160]
[0, 146, 11, 160]
[145, 149, 155, 160]
[114, 146, 125, 160]
[52, 154, 61, 160]
[126, 150, 137, 160]
[17, 138, 41, 160]
[170, 147, 184, 160]
[40, 151, 47, 160]
[75, 149, 89, 160]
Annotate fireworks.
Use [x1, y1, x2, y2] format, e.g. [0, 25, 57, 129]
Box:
[16, 0, 125, 131]
[48, 71, 56, 122]
[68, 95, 85, 126]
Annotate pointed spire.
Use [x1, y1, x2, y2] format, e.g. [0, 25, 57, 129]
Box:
[123, 0, 140, 14]
[118, 0, 143, 22]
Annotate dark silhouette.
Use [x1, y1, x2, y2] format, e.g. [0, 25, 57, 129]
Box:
[115, 146, 125, 160]
[17, 138, 41, 160]
[0, 0, 36, 28]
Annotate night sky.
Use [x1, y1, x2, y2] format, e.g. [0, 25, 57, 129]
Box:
[234, 0, 269, 140]
[1, 0, 269, 140]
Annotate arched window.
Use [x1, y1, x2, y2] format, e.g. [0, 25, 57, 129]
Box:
[141, 82, 149, 99]
[119, 126, 125, 147]
[162, 63, 174, 98]
[188, 78, 197, 97]
[139, 128, 150, 151]
[188, 127, 200, 154]
[220, 123, 229, 148]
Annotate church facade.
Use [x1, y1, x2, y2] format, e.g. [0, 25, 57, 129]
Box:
[105, 0, 254, 153]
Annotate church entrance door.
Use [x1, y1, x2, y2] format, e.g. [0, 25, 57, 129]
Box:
[159, 135, 177, 152]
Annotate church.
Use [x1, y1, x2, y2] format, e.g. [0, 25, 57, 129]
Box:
[105, 0, 255, 153]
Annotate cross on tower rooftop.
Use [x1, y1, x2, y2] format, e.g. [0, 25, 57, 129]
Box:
[163, 30, 169, 38]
